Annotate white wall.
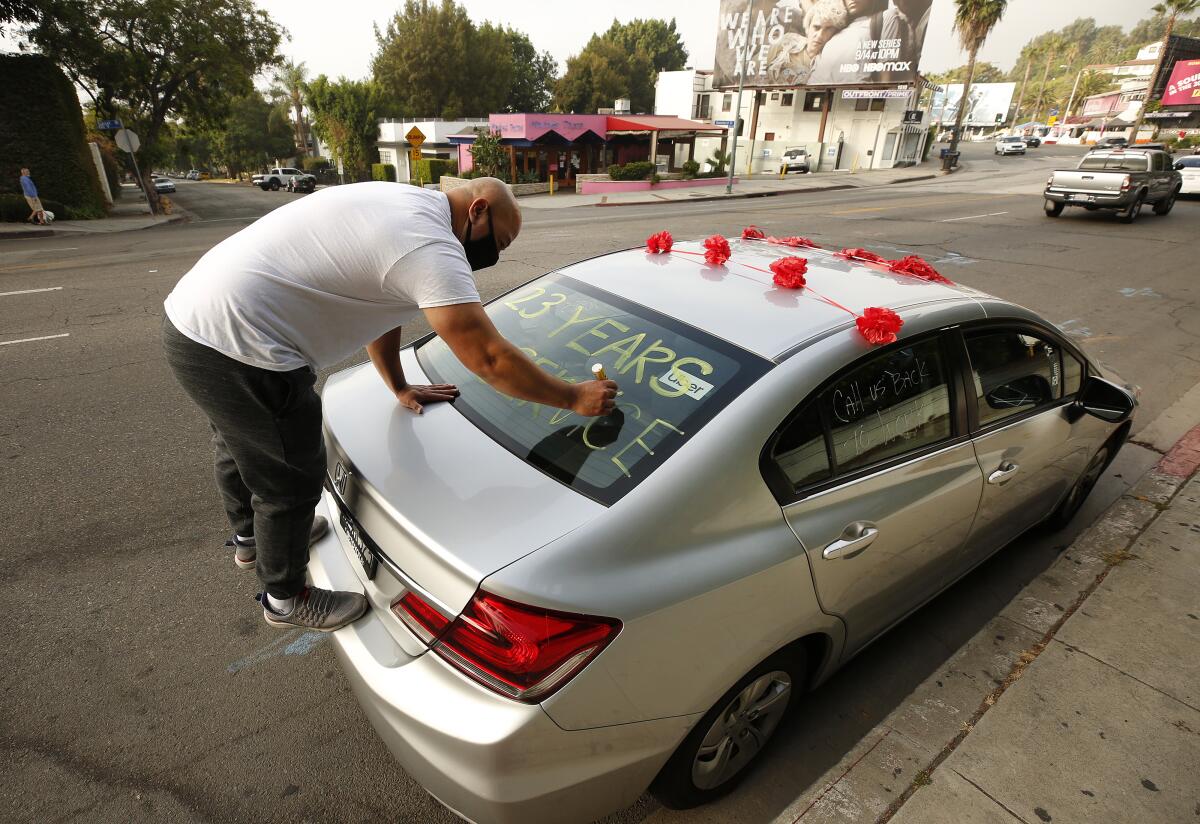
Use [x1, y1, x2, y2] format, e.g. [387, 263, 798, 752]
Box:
[655, 71, 697, 118]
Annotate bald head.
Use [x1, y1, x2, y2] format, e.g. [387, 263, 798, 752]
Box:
[447, 176, 522, 255]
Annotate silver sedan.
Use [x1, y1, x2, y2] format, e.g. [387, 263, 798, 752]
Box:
[309, 237, 1135, 823]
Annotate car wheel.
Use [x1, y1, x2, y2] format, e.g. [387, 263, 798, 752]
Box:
[1046, 444, 1110, 531]
[259, 184, 270, 191]
[1044, 199, 1064, 217]
[1118, 193, 1143, 223]
[1152, 189, 1179, 216]
[270, 179, 281, 191]
[651, 647, 804, 810]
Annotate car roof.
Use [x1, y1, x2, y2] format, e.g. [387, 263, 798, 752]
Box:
[556, 239, 990, 361]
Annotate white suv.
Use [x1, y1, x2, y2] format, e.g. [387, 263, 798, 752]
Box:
[994, 136, 1027, 156]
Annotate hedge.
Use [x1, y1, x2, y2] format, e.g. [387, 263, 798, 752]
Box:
[0, 193, 72, 222]
[414, 157, 455, 184]
[371, 162, 396, 182]
[302, 155, 330, 172]
[0, 55, 106, 219]
[607, 160, 654, 181]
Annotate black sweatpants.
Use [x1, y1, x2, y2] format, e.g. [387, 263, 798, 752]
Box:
[163, 317, 325, 598]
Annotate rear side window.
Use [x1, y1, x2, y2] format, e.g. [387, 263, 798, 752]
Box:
[965, 330, 1064, 426]
[417, 275, 771, 505]
[769, 337, 955, 493]
[1178, 157, 1200, 168]
[1078, 155, 1149, 171]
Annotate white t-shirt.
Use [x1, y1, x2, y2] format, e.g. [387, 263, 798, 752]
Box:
[164, 182, 480, 371]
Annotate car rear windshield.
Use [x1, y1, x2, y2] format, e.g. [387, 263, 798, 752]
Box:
[416, 275, 772, 505]
[1078, 155, 1148, 171]
[1177, 157, 1200, 168]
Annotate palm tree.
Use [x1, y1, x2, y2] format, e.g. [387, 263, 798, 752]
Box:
[1031, 36, 1064, 124]
[948, 0, 1009, 158]
[1127, 0, 1200, 142]
[271, 59, 310, 157]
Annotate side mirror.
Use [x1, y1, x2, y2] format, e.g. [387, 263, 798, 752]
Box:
[1072, 376, 1136, 423]
[1176, 162, 1185, 170]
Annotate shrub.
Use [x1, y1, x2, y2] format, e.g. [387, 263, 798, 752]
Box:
[302, 155, 330, 171]
[517, 169, 541, 184]
[414, 157, 454, 184]
[607, 160, 654, 181]
[650, 172, 662, 184]
[0, 55, 106, 218]
[0, 193, 72, 222]
[371, 162, 396, 182]
[681, 159, 700, 179]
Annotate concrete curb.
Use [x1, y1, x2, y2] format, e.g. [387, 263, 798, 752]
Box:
[0, 212, 189, 240]
[771, 421, 1200, 824]
[588, 171, 939, 207]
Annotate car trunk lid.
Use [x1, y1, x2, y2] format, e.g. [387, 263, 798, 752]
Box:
[321, 355, 604, 619]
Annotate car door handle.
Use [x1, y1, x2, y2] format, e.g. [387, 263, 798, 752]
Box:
[823, 526, 879, 560]
[988, 462, 1020, 485]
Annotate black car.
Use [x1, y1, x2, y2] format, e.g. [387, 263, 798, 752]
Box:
[286, 173, 317, 194]
[1094, 136, 1128, 150]
[1022, 135, 1042, 148]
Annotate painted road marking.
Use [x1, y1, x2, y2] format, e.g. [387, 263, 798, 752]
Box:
[830, 194, 1019, 215]
[227, 629, 328, 674]
[0, 286, 63, 297]
[0, 333, 70, 347]
[942, 211, 1009, 222]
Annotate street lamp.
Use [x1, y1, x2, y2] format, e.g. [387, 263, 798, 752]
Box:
[726, 0, 753, 196]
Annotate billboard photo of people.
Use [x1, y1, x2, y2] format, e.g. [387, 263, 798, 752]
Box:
[713, 0, 932, 88]
[930, 83, 1017, 127]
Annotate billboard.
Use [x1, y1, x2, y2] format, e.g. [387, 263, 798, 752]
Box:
[1162, 59, 1200, 107]
[930, 82, 1017, 126]
[713, 0, 932, 88]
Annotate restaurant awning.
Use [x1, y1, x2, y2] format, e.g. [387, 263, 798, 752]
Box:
[605, 115, 728, 135]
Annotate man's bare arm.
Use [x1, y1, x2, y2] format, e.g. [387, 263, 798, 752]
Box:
[423, 303, 616, 417]
[366, 326, 460, 414]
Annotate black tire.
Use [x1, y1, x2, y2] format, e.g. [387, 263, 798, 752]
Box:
[1044, 199, 1064, 217]
[1118, 192, 1144, 223]
[1046, 444, 1110, 531]
[259, 184, 270, 191]
[1152, 188, 1179, 216]
[651, 647, 806, 810]
[269, 179, 281, 191]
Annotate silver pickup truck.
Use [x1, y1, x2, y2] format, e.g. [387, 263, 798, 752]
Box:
[1044, 149, 1181, 223]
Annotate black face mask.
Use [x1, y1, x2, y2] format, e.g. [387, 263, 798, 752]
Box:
[461, 208, 499, 271]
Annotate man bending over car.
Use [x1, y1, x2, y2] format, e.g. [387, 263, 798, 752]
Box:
[163, 177, 618, 632]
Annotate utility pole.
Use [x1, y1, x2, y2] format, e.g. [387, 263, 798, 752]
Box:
[1064, 68, 1086, 121]
[1031, 46, 1056, 124]
[726, 0, 753, 196]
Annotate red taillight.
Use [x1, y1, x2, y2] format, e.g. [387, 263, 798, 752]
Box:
[391, 591, 451, 644]
[433, 591, 621, 703]
[1120, 174, 1131, 191]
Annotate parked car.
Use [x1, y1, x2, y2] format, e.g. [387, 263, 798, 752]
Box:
[152, 176, 176, 194]
[1176, 155, 1200, 195]
[781, 147, 811, 173]
[1044, 149, 1182, 222]
[286, 173, 317, 193]
[994, 136, 1027, 155]
[186, 170, 199, 180]
[309, 238, 1136, 824]
[1021, 135, 1041, 148]
[1093, 135, 1128, 150]
[254, 167, 303, 191]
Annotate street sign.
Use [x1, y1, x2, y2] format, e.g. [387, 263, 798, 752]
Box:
[114, 128, 140, 153]
[405, 126, 426, 147]
[1048, 116, 1058, 125]
[98, 119, 122, 130]
[714, 119, 736, 127]
[409, 147, 422, 165]
[902, 110, 924, 125]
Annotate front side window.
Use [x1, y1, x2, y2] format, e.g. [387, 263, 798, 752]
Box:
[417, 276, 770, 505]
[966, 329, 1065, 426]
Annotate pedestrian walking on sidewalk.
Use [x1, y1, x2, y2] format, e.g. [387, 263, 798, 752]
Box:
[19, 167, 45, 224]
[162, 177, 617, 633]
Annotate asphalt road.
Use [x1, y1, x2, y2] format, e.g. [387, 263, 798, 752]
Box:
[0, 142, 1194, 823]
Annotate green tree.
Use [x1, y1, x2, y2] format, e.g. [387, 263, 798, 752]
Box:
[504, 28, 557, 112]
[554, 18, 686, 114]
[467, 126, 507, 179]
[0, 0, 40, 34]
[305, 75, 379, 177]
[928, 61, 1005, 85]
[948, 0, 1008, 156]
[372, 0, 512, 118]
[1031, 35, 1065, 122]
[23, 0, 282, 210]
[271, 59, 310, 157]
[218, 93, 294, 179]
[1127, 0, 1200, 140]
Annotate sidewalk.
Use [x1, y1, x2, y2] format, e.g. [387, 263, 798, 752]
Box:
[520, 164, 940, 209]
[773, 423, 1200, 824]
[0, 185, 188, 239]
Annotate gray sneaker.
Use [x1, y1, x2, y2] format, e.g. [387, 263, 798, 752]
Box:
[229, 516, 330, 570]
[257, 586, 369, 632]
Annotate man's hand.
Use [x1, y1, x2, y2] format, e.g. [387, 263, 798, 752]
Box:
[571, 380, 618, 417]
[395, 383, 459, 415]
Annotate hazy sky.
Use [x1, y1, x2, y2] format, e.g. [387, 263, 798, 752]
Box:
[255, 0, 1160, 85]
